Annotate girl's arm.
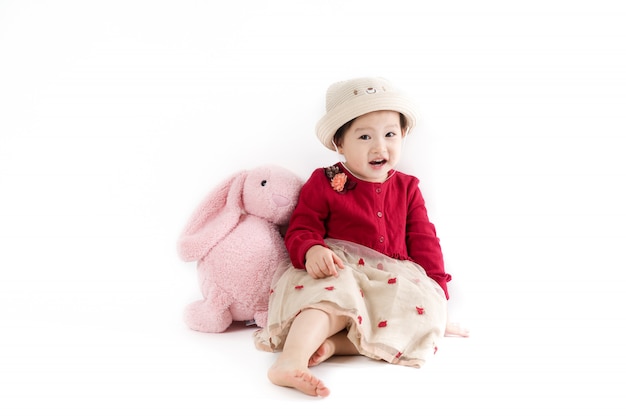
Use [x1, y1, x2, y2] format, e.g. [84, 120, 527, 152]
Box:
[405, 178, 451, 299]
[284, 169, 330, 269]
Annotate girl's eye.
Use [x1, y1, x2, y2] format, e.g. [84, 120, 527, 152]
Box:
[359, 135, 370, 140]
[386, 132, 396, 137]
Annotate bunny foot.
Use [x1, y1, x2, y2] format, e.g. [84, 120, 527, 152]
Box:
[253, 310, 269, 328]
[184, 300, 232, 333]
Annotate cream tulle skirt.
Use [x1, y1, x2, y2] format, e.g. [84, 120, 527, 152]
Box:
[253, 239, 447, 367]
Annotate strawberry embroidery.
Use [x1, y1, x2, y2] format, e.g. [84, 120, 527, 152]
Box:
[387, 278, 397, 284]
[434, 346, 438, 355]
[395, 351, 403, 359]
[377, 263, 384, 270]
[295, 285, 304, 290]
[378, 320, 387, 328]
[357, 315, 362, 324]
[359, 289, 364, 297]
[416, 306, 425, 315]
[324, 286, 335, 291]
[358, 258, 365, 266]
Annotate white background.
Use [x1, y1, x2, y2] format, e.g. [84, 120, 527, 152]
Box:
[1, 0, 625, 416]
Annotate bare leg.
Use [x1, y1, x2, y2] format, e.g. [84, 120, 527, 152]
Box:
[268, 307, 348, 397]
[309, 330, 360, 367]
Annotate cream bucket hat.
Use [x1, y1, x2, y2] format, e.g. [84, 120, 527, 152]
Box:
[315, 77, 419, 151]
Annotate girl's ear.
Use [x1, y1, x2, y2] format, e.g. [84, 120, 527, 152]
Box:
[401, 124, 409, 137]
[333, 140, 344, 155]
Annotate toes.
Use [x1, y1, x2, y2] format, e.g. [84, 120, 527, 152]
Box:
[308, 341, 332, 367]
[314, 379, 330, 397]
[294, 371, 330, 397]
[308, 352, 322, 367]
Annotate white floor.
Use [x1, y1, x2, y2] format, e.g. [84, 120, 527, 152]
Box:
[1, 1, 625, 417]
[2, 231, 623, 417]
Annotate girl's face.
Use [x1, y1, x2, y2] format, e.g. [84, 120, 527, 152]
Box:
[337, 110, 405, 183]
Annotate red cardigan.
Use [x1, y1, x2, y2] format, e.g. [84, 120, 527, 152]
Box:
[285, 163, 451, 299]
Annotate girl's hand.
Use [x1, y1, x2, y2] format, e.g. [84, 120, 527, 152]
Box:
[305, 245, 345, 279]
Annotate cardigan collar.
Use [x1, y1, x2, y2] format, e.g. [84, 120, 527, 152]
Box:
[338, 161, 397, 184]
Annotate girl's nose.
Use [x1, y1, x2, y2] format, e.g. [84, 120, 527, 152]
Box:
[372, 136, 387, 151]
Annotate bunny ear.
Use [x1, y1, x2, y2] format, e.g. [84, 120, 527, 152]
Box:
[177, 171, 247, 261]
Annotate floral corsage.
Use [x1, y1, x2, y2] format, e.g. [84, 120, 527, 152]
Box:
[324, 164, 356, 193]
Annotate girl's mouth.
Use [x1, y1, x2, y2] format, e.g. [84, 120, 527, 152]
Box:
[370, 159, 387, 166]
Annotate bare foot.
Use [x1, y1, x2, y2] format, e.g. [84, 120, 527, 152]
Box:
[445, 322, 470, 337]
[309, 331, 359, 367]
[268, 362, 330, 397]
[309, 339, 334, 367]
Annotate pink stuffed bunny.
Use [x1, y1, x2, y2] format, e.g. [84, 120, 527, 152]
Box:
[177, 165, 303, 332]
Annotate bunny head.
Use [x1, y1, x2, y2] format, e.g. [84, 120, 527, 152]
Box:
[242, 165, 302, 226]
[177, 164, 303, 262]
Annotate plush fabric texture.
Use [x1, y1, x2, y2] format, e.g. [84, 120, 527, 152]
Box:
[177, 165, 303, 333]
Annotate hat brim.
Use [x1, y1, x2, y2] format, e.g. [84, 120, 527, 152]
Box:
[315, 92, 419, 151]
